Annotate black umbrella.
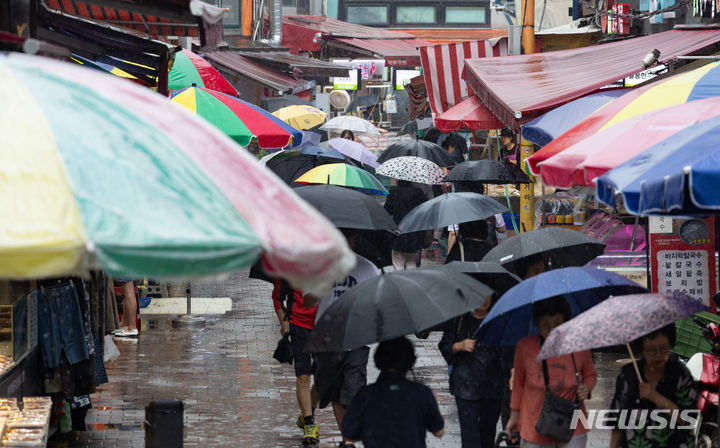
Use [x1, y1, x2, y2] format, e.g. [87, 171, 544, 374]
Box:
[306, 269, 494, 352]
[443, 261, 522, 295]
[398, 120, 419, 137]
[266, 153, 343, 185]
[261, 95, 313, 112]
[398, 193, 508, 233]
[481, 228, 606, 276]
[445, 160, 532, 184]
[377, 139, 455, 167]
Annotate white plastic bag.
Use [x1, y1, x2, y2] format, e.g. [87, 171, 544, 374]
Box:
[103, 335, 121, 363]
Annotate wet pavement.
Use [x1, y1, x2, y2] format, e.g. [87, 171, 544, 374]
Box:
[65, 266, 624, 447]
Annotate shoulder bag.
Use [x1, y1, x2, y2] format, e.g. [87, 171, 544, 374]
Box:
[534, 351, 581, 443]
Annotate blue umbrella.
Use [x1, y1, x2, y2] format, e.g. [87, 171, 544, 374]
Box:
[596, 115, 720, 215]
[474, 267, 646, 346]
[300, 144, 344, 159]
[521, 90, 627, 147]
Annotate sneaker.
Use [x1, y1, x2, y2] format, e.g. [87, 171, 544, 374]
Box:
[110, 326, 128, 335]
[114, 328, 138, 337]
[302, 424, 319, 445]
[296, 413, 304, 430]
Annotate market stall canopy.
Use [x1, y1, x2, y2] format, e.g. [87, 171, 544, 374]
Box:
[325, 37, 430, 67]
[236, 52, 352, 79]
[435, 96, 505, 132]
[203, 50, 314, 95]
[463, 27, 720, 130]
[403, 29, 508, 45]
[43, 0, 225, 47]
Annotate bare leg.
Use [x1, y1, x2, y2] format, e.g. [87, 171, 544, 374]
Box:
[296, 375, 313, 418]
[120, 281, 137, 330]
[332, 402, 346, 430]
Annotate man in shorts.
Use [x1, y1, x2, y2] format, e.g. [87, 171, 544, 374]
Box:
[304, 229, 380, 448]
[272, 279, 320, 444]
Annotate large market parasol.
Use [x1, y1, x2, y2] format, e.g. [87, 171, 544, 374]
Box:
[168, 49, 238, 96]
[0, 51, 353, 293]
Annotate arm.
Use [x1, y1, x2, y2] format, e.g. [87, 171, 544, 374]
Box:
[447, 230, 457, 251]
[271, 281, 289, 335]
[609, 429, 622, 448]
[506, 341, 526, 435]
[577, 350, 598, 400]
[425, 387, 445, 438]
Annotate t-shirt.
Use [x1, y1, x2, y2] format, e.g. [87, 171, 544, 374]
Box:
[315, 254, 380, 322]
[448, 214, 505, 232]
[271, 279, 317, 330]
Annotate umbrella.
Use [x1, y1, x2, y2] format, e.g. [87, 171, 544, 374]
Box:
[272, 105, 327, 130]
[298, 144, 344, 159]
[481, 228, 606, 276]
[261, 95, 314, 112]
[320, 115, 381, 135]
[535, 96, 720, 189]
[266, 153, 343, 184]
[527, 61, 720, 176]
[294, 185, 397, 232]
[596, 115, 720, 215]
[398, 193, 508, 233]
[306, 269, 494, 352]
[445, 160, 532, 184]
[443, 261, 522, 295]
[169, 49, 238, 96]
[295, 163, 387, 195]
[538, 292, 706, 361]
[327, 138, 379, 168]
[521, 90, 627, 147]
[259, 150, 297, 166]
[0, 51, 353, 292]
[377, 139, 455, 167]
[474, 267, 648, 346]
[375, 156, 445, 185]
[170, 86, 303, 149]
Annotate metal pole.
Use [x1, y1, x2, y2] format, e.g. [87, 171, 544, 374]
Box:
[172, 281, 205, 328]
[518, 0, 536, 233]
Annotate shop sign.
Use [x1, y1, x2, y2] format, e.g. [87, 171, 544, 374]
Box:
[650, 217, 717, 310]
[332, 59, 385, 90]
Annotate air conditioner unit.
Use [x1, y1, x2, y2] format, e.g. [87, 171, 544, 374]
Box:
[329, 90, 351, 111]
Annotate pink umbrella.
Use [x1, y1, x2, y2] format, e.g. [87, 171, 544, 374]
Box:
[537, 97, 720, 189]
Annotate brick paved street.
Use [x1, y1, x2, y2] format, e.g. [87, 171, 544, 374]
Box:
[66, 267, 620, 447]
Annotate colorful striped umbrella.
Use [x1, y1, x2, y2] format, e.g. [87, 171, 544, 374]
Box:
[527, 61, 720, 175]
[170, 86, 303, 149]
[0, 52, 353, 293]
[295, 164, 387, 195]
[169, 49, 237, 96]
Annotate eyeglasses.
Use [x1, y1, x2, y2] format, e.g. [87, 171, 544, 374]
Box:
[643, 345, 671, 356]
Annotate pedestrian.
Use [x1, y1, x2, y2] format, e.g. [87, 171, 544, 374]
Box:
[505, 296, 597, 448]
[442, 133, 467, 165]
[271, 279, 320, 444]
[384, 180, 428, 270]
[342, 337, 445, 448]
[499, 128, 520, 165]
[112, 279, 138, 337]
[609, 325, 697, 448]
[444, 219, 494, 263]
[340, 129, 356, 141]
[439, 298, 514, 447]
[303, 228, 380, 448]
[447, 182, 506, 252]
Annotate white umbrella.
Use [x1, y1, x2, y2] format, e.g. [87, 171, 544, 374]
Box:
[327, 138, 379, 168]
[320, 116, 381, 135]
[376, 156, 445, 185]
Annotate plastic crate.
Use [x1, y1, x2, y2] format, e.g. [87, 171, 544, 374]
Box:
[674, 311, 720, 358]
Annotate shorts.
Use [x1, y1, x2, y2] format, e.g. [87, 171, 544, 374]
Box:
[289, 324, 315, 377]
[315, 346, 369, 409]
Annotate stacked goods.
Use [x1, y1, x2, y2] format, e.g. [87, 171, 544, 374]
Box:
[0, 397, 52, 447]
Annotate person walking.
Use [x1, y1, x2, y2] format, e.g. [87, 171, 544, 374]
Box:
[271, 279, 320, 444]
[384, 180, 428, 270]
[113, 279, 138, 337]
[505, 297, 597, 448]
[342, 337, 445, 448]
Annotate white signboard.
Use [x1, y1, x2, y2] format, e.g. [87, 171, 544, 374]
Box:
[333, 59, 385, 90]
[395, 69, 421, 90]
[656, 250, 711, 305]
[649, 216, 673, 234]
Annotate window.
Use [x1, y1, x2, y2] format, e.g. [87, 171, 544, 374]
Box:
[396, 6, 436, 23]
[445, 6, 486, 23]
[346, 5, 388, 24]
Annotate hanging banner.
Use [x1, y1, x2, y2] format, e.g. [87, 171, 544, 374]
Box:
[650, 217, 717, 311]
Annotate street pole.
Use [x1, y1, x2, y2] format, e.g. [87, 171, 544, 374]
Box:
[519, 0, 536, 233]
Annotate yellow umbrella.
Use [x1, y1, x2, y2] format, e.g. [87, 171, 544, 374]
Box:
[272, 105, 326, 130]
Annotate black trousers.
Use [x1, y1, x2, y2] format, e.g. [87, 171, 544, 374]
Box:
[455, 397, 502, 448]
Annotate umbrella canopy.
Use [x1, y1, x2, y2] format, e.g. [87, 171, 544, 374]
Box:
[294, 185, 397, 232]
[596, 115, 720, 215]
[170, 86, 303, 149]
[0, 51, 353, 292]
[521, 90, 627, 147]
[538, 292, 706, 360]
[536, 96, 720, 188]
[272, 105, 327, 130]
[295, 163, 387, 195]
[261, 95, 314, 112]
[320, 115, 381, 135]
[306, 269, 494, 352]
[475, 267, 647, 346]
[445, 160, 532, 184]
[398, 193, 508, 233]
[299, 144, 344, 159]
[481, 228, 606, 276]
[377, 139, 455, 167]
[434, 96, 505, 132]
[327, 138, 379, 167]
[443, 261, 522, 295]
[376, 156, 445, 185]
[169, 49, 238, 96]
[527, 61, 720, 176]
[266, 153, 343, 184]
[259, 150, 297, 166]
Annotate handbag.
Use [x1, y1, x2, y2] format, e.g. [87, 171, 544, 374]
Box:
[534, 352, 581, 443]
[273, 333, 293, 365]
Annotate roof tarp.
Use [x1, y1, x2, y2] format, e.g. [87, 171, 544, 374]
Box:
[463, 28, 720, 130]
[328, 38, 430, 67]
[238, 52, 352, 78]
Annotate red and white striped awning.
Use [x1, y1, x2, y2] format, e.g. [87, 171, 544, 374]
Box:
[420, 39, 507, 116]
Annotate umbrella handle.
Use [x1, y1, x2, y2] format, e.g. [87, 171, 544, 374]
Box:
[625, 342, 643, 381]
